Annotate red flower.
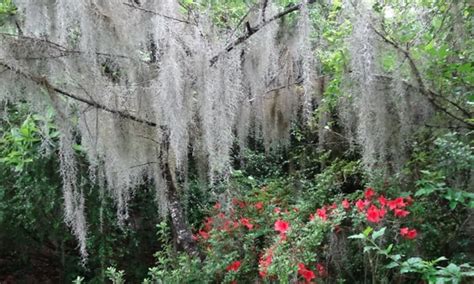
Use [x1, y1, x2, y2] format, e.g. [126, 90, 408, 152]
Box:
[356, 199, 365, 211]
[309, 213, 315, 221]
[394, 208, 410, 218]
[274, 207, 281, 214]
[255, 202, 264, 210]
[198, 230, 209, 240]
[329, 203, 337, 210]
[378, 195, 388, 207]
[366, 205, 384, 223]
[204, 217, 213, 231]
[214, 202, 221, 210]
[365, 187, 376, 199]
[240, 218, 253, 230]
[298, 263, 316, 282]
[316, 263, 327, 277]
[226, 260, 241, 272]
[317, 208, 328, 221]
[388, 197, 406, 210]
[400, 227, 417, 239]
[342, 199, 350, 209]
[232, 198, 246, 208]
[274, 219, 290, 234]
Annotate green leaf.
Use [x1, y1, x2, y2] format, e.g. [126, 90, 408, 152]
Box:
[348, 233, 366, 239]
[372, 227, 386, 241]
[363, 226, 373, 237]
[386, 262, 399, 269]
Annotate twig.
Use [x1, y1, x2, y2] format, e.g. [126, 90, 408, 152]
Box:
[123, 2, 192, 25]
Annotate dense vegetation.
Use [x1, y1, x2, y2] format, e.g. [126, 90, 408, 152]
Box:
[0, 0, 473, 283]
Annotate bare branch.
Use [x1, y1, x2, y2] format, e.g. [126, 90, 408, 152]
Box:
[123, 2, 192, 25]
[0, 61, 162, 128]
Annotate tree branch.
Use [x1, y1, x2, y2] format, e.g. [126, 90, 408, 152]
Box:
[0, 32, 134, 60]
[0, 61, 161, 128]
[348, 1, 473, 129]
[210, 0, 318, 66]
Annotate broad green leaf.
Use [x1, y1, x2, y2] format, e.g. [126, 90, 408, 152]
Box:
[372, 227, 386, 241]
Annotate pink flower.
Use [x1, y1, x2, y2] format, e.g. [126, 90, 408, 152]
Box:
[274, 207, 281, 214]
[342, 199, 350, 209]
[365, 187, 376, 199]
[255, 202, 264, 210]
[226, 260, 241, 272]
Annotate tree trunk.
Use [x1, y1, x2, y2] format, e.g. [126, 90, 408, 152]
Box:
[160, 134, 202, 260]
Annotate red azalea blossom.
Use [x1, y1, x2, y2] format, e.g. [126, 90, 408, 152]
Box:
[226, 260, 241, 272]
[259, 249, 273, 278]
[274, 207, 281, 214]
[317, 208, 328, 221]
[297, 263, 316, 282]
[356, 199, 365, 211]
[233, 221, 240, 229]
[198, 230, 209, 240]
[309, 213, 315, 221]
[400, 227, 417, 239]
[214, 202, 221, 210]
[366, 205, 384, 223]
[204, 217, 213, 231]
[274, 219, 290, 234]
[316, 263, 327, 277]
[378, 195, 388, 207]
[394, 208, 410, 218]
[255, 202, 264, 210]
[232, 198, 246, 208]
[329, 203, 337, 210]
[240, 218, 254, 230]
[388, 197, 406, 210]
[342, 199, 350, 209]
[365, 187, 376, 199]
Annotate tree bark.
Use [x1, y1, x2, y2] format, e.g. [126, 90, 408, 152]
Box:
[160, 134, 202, 260]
